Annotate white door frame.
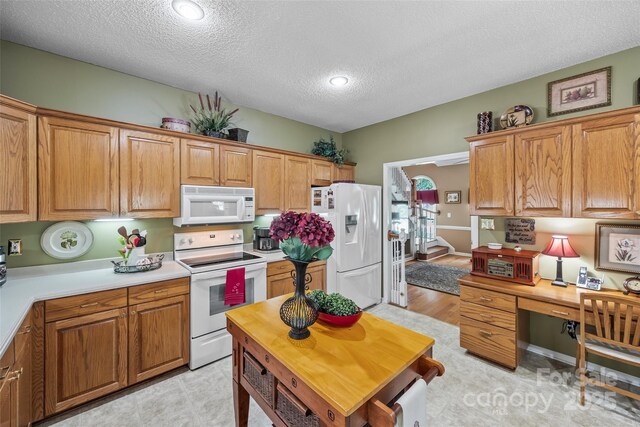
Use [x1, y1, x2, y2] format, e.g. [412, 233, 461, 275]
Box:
[382, 151, 471, 303]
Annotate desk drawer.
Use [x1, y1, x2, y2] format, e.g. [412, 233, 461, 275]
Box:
[460, 317, 516, 369]
[460, 286, 516, 313]
[460, 301, 516, 331]
[518, 298, 582, 322]
[128, 278, 189, 305]
[45, 288, 127, 322]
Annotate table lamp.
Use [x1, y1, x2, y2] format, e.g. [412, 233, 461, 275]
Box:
[542, 235, 579, 287]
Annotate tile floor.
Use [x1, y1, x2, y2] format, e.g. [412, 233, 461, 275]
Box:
[37, 304, 640, 426]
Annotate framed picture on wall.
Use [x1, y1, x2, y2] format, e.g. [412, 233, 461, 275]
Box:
[444, 191, 461, 204]
[595, 223, 640, 274]
[547, 66, 611, 117]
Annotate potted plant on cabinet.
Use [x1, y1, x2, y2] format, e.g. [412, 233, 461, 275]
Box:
[190, 92, 238, 138]
[311, 135, 348, 165]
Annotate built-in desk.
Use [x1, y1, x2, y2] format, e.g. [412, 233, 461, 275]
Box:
[458, 274, 639, 369]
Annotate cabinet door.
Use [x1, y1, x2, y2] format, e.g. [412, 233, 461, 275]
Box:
[267, 271, 294, 299]
[120, 129, 180, 218]
[284, 155, 311, 211]
[572, 113, 640, 218]
[0, 102, 36, 223]
[220, 145, 252, 187]
[180, 139, 220, 185]
[333, 164, 355, 182]
[0, 341, 15, 427]
[311, 160, 333, 186]
[307, 264, 326, 292]
[253, 150, 285, 214]
[45, 308, 127, 415]
[514, 126, 572, 217]
[469, 135, 514, 216]
[14, 314, 32, 427]
[128, 295, 189, 385]
[38, 117, 119, 221]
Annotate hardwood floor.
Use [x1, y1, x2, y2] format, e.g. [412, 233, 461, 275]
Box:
[405, 254, 471, 326]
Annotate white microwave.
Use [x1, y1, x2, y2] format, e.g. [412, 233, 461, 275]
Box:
[173, 185, 255, 226]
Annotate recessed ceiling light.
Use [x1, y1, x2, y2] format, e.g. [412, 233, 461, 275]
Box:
[329, 76, 349, 87]
[172, 0, 205, 20]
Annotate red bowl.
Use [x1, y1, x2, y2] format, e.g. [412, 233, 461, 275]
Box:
[317, 310, 363, 327]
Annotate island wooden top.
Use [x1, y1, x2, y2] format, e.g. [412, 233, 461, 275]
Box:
[226, 296, 435, 416]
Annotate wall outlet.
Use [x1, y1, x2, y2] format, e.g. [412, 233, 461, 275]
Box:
[447, 212, 452, 218]
[8, 239, 23, 256]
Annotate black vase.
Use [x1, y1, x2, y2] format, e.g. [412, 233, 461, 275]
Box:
[279, 259, 319, 340]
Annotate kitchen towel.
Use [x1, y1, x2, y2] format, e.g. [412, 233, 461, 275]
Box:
[394, 378, 427, 427]
[224, 267, 246, 306]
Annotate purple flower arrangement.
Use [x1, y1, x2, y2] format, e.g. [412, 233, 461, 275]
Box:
[270, 212, 335, 261]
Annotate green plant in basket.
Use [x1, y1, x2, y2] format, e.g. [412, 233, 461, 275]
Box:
[308, 290, 359, 316]
[311, 135, 348, 165]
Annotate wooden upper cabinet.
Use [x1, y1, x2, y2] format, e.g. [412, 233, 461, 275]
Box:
[180, 139, 220, 185]
[45, 308, 128, 415]
[333, 164, 355, 182]
[469, 135, 515, 216]
[514, 126, 572, 217]
[120, 129, 180, 218]
[38, 117, 119, 221]
[572, 113, 640, 218]
[220, 145, 252, 187]
[311, 160, 333, 186]
[253, 150, 285, 214]
[0, 98, 37, 223]
[285, 155, 311, 211]
[128, 295, 189, 385]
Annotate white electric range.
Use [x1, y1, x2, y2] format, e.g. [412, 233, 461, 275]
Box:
[174, 229, 267, 369]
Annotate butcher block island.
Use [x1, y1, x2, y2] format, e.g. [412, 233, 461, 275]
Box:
[226, 295, 443, 427]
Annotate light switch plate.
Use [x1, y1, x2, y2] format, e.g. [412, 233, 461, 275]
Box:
[8, 239, 22, 256]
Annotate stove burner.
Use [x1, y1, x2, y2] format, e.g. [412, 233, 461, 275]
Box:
[180, 252, 261, 268]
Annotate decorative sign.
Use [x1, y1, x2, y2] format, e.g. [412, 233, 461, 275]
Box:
[505, 218, 536, 244]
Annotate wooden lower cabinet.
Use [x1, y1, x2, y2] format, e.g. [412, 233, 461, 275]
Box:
[128, 295, 189, 385]
[267, 260, 326, 299]
[45, 308, 128, 416]
[0, 342, 16, 427]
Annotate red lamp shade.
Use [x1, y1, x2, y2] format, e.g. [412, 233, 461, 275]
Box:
[541, 235, 579, 258]
[416, 190, 439, 205]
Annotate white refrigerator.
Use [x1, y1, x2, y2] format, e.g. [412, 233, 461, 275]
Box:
[311, 183, 382, 308]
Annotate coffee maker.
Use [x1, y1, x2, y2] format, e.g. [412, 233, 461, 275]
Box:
[253, 227, 279, 252]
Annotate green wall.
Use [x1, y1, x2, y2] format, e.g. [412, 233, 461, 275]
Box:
[344, 46, 640, 185]
[0, 40, 342, 151]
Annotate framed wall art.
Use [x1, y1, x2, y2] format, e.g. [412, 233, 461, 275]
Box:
[547, 66, 611, 117]
[595, 223, 640, 274]
[444, 191, 461, 204]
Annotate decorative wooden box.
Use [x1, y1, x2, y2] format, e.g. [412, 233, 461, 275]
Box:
[471, 246, 541, 286]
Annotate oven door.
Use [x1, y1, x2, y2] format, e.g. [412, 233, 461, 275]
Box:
[190, 262, 267, 338]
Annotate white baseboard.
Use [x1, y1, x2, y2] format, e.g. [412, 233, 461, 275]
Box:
[525, 343, 640, 388]
[453, 251, 471, 257]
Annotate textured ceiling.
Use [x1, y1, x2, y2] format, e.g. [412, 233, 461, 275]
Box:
[1, 1, 639, 132]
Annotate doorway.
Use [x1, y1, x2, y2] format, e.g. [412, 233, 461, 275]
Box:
[382, 151, 475, 305]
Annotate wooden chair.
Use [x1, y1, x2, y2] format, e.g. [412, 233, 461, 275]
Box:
[577, 293, 640, 405]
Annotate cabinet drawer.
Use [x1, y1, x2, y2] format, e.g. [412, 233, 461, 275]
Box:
[45, 288, 127, 322]
[267, 260, 293, 277]
[128, 278, 189, 305]
[518, 298, 582, 322]
[460, 301, 516, 331]
[460, 316, 516, 369]
[460, 285, 516, 313]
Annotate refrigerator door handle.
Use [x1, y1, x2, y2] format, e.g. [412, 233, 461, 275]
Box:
[360, 189, 367, 261]
[341, 262, 380, 277]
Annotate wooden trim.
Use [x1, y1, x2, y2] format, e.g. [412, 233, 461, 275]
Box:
[34, 105, 356, 166]
[0, 95, 37, 114]
[31, 302, 45, 422]
[465, 105, 640, 142]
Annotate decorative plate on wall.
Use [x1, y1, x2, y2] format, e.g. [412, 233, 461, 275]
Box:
[41, 221, 94, 259]
[500, 105, 534, 129]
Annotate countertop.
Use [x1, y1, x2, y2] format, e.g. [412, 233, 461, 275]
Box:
[243, 244, 286, 262]
[0, 254, 190, 356]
